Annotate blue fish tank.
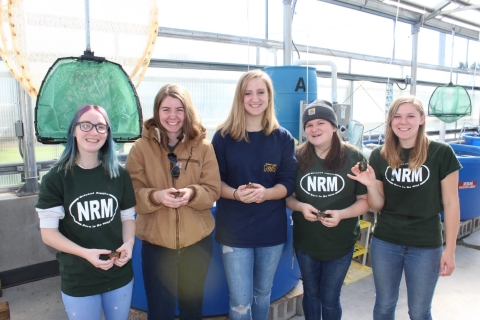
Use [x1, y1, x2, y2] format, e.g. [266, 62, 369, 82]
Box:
[443, 143, 480, 221]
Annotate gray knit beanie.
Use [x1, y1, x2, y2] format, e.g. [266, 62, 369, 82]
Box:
[302, 100, 338, 129]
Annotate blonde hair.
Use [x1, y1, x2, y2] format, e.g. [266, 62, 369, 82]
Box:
[381, 95, 429, 169]
[153, 84, 205, 150]
[217, 69, 279, 141]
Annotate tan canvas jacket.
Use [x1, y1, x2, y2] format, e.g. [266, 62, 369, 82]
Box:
[125, 119, 221, 249]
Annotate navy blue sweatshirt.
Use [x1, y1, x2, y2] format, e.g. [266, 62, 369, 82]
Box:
[212, 127, 297, 247]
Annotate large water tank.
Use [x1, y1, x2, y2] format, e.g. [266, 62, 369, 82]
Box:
[264, 66, 317, 140]
[130, 207, 300, 316]
[441, 144, 480, 221]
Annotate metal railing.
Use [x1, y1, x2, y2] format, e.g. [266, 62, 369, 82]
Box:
[0, 155, 128, 194]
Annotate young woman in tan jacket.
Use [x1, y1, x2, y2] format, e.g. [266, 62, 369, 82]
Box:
[126, 84, 221, 320]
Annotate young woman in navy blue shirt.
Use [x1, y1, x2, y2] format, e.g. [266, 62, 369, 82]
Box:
[212, 69, 297, 320]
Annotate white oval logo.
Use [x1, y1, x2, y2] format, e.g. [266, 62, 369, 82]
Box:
[69, 192, 118, 228]
[300, 172, 345, 197]
[385, 164, 430, 188]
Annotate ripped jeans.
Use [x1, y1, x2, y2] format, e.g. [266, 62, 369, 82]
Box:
[221, 244, 284, 320]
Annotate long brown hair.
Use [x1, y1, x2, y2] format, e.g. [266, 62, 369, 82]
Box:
[381, 95, 429, 169]
[217, 69, 279, 142]
[296, 129, 348, 172]
[152, 84, 205, 150]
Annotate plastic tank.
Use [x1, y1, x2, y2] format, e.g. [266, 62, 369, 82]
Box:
[462, 133, 480, 146]
[264, 66, 317, 141]
[441, 144, 480, 221]
[130, 207, 300, 316]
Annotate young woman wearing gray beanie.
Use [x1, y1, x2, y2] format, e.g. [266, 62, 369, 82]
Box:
[286, 99, 370, 320]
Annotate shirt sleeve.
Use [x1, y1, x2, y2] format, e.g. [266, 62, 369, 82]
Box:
[439, 143, 462, 180]
[368, 147, 384, 181]
[36, 206, 65, 228]
[212, 131, 228, 182]
[121, 207, 136, 222]
[354, 149, 368, 195]
[121, 167, 137, 210]
[36, 169, 64, 209]
[275, 129, 298, 196]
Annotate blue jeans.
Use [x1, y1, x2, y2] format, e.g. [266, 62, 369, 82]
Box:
[61, 279, 133, 320]
[370, 236, 442, 320]
[221, 243, 284, 320]
[295, 247, 354, 320]
[141, 235, 212, 320]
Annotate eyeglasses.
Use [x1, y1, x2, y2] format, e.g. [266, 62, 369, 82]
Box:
[168, 153, 180, 179]
[76, 122, 109, 134]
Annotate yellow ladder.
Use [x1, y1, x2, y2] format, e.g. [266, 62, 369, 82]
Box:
[344, 219, 373, 285]
[353, 219, 371, 266]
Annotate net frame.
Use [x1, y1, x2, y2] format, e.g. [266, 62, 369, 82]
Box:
[35, 55, 143, 144]
[0, 0, 158, 99]
[428, 83, 472, 124]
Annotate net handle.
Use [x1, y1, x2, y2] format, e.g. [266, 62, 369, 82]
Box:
[449, 27, 454, 84]
[85, 0, 91, 53]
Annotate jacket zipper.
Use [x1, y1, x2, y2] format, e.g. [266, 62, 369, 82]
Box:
[176, 208, 180, 249]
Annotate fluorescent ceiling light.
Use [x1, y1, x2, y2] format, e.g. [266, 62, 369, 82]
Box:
[383, 0, 426, 14]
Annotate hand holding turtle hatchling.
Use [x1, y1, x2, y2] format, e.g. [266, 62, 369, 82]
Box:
[347, 160, 377, 188]
[237, 182, 268, 204]
[173, 190, 183, 198]
[108, 251, 120, 259]
[313, 210, 332, 219]
[358, 160, 368, 172]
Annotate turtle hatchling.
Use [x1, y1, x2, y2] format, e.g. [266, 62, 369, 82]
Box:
[358, 160, 368, 172]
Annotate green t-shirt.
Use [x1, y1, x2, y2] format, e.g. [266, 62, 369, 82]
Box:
[36, 165, 136, 297]
[293, 145, 367, 260]
[369, 140, 462, 248]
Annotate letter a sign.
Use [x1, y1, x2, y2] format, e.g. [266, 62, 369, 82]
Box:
[295, 77, 306, 92]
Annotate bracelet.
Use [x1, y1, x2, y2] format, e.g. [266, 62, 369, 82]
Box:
[233, 189, 238, 201]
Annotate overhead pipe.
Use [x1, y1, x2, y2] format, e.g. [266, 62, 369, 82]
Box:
[293, 59, 338, 104]
[410, 24, 420, 95]
[283, 0, 293, 65]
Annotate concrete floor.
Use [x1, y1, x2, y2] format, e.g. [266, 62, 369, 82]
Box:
[1, 230, 480, 320]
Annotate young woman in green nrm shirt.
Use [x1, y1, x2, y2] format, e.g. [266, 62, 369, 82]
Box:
[36, 105, 136, 320]
[286, 99, 370, 320]
[349, 95, 461, 320]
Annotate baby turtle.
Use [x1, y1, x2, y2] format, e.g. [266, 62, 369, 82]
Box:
[358, 160, 368, 172]
[108, 251, 120, 259]
[173, 191, 183, 198]
[314, 211, 331, 219]
[246, 182, 255, 189]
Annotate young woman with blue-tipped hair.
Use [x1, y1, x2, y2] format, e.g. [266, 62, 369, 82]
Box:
[36, 105, 136, 320]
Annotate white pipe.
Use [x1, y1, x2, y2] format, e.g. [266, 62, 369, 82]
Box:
[283, 0, 293, 65]
[439, 122, 446, 142]
[293, 59, 338, 103]
[85, 0, 91, 52]
[410, 25, 420, 95]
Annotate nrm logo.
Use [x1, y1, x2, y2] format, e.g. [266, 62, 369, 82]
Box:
[69, 192, 118, 227]
[300, 172, 345, 197]
[307, 176, 338, 191]
[386, 165, 430, 187]
[77, 199, 114, 221]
